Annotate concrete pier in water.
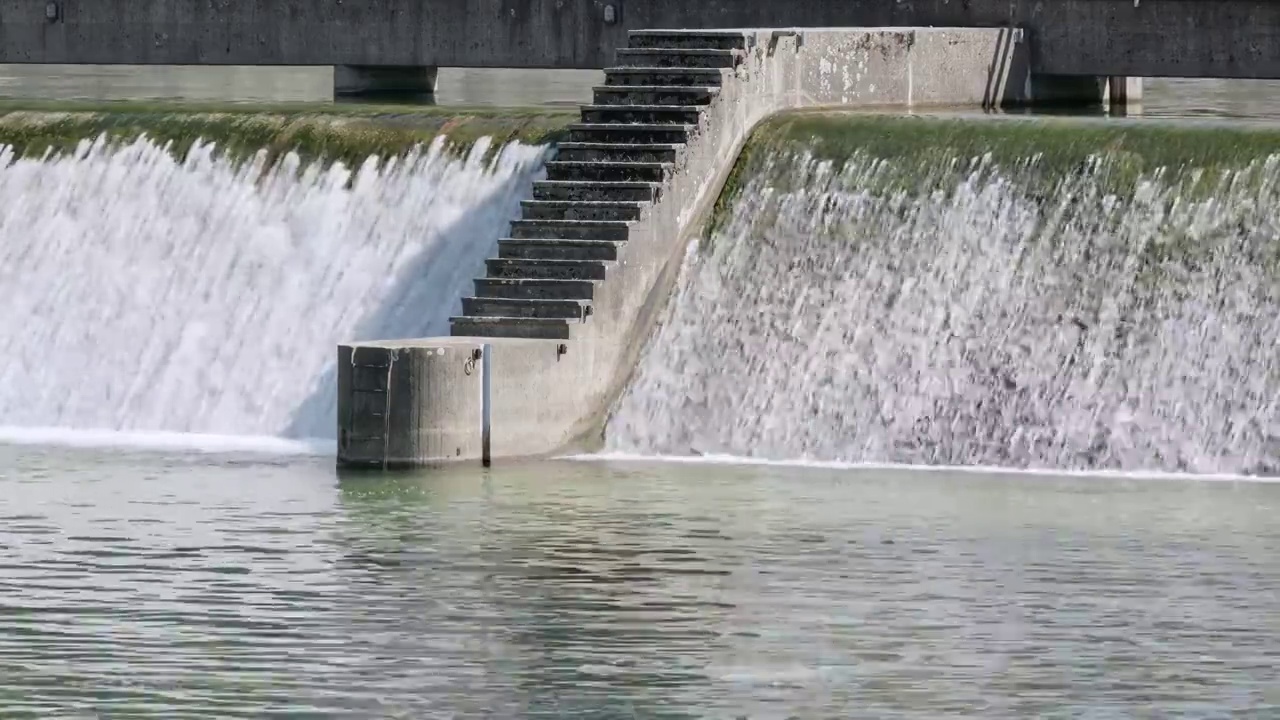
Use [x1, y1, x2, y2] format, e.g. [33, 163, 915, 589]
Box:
[339, 27, 1063, 467]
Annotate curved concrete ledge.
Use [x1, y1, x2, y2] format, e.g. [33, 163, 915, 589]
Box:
[338, 27, 1040, 468]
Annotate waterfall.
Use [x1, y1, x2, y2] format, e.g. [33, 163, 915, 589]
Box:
[0, 134, 547, 443]
[607, 148, 1280, 475]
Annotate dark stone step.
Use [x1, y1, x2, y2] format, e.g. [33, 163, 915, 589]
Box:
[531, 180, 659, 203]
[592, 85, 719, 106]
[520, 200, 645, 221]
[580, 104, 703, 125]
[567, 122, 693, 145]
[627, 30, 749, 51]
[499, 238, 623, 261]
[486, 257, 610, 281]
[545, 161, 668, 183]
[604, 67, 725, 87]
[474, 277, 596, 300]
[556, 142, 680, 164]
[614, 48, 742, 69]
[461, 296, 592, 320]
[510, 219, 630, 241]
[450, 316, 573, 340]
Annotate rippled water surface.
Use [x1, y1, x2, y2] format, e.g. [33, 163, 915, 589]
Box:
[2, 445, 1278, 718]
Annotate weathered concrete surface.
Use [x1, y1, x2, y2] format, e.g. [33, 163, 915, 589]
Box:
[339, 28, 1055, 467]
[1107, 76, 1144, 115]
[337, 338, 483, 468]
[2, 0, 1279, 79]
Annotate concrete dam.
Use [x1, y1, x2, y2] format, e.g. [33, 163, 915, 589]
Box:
[2, 27, 1280, 475]
[328, 28, 1280, 475]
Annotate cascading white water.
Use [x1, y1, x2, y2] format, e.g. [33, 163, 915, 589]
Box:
[0, 134, 547, 441]
[607, 149, 1280, 475]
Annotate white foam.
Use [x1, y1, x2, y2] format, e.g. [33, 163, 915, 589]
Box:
[0, 133, 547, 440]
[606, 150, 1280, 475]
[0, 425, 332, 456]
[569, 452, 1277, 483]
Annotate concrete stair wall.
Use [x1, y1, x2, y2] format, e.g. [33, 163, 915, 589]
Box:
[450, 30, 740, 341]
[341, 28, 1036, 467]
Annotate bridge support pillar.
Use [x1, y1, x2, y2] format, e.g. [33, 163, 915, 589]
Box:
[1026, 74, 1142, 113]
[334, 65, 439, 96]
[1106, 76, 1143, 115]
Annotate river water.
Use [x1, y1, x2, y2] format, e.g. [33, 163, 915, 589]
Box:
[2, 68, 1280, 717]
[3, 445, 1278, 718]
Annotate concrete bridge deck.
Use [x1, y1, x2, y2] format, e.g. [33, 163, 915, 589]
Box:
[1, 0, 1277, 80]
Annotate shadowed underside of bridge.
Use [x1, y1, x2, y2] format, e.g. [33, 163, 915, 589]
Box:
[0, 0, 1277, 79]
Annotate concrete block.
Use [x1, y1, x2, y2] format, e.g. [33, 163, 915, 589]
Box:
[509, 220, 632, 241]
[567, 124, 695, 145]
[520, 200, 645, 222]
[579, 105, 703, 124]
[497, 239, 624, 261]
[531, 181, 661, 203]
[473, 278, 598, 301]
[337, 339, 484, 468]
[485, 258, 611, 281]
[604, 69, 727, 87]
[449, 317, 573, 340]
[593, 86, 720, 106]
[555, 144, 682, 164]
[614, 48, 743, 68]
[545, 161, 670, 183]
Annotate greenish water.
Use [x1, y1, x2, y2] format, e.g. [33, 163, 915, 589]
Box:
[2, 445, 1278, 717]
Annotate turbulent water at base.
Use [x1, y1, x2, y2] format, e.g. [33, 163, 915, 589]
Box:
[0, 135, 546, 440]
[609, 149, 1280, 475]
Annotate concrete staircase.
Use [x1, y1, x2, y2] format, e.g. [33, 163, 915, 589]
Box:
[449, 30, 747, 340]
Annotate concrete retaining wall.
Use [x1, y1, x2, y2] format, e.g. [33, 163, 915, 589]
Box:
[2, 0, 1279, 78]
[338, 27, 1047, 466]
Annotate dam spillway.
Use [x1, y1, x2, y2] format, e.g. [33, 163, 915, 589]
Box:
[2, 42, 1280, 476]
[0, 131, 548, 441]
[608, 117, 1280, 475]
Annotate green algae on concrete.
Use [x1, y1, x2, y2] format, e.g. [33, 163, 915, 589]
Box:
[0, 99, 576, 167]
[708, 110, 1280, 295]
[758, 113, 1280, 170]
[712, 112, 1280, 236]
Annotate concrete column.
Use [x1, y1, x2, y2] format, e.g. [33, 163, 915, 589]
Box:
[333, 65, 439, 96]
[336, 339, 484, 469]
[1106, 76, 1143, 115]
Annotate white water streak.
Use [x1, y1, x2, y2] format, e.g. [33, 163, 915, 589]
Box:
[608, 151, 1280, 475]
[0, 134, 547, 439]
